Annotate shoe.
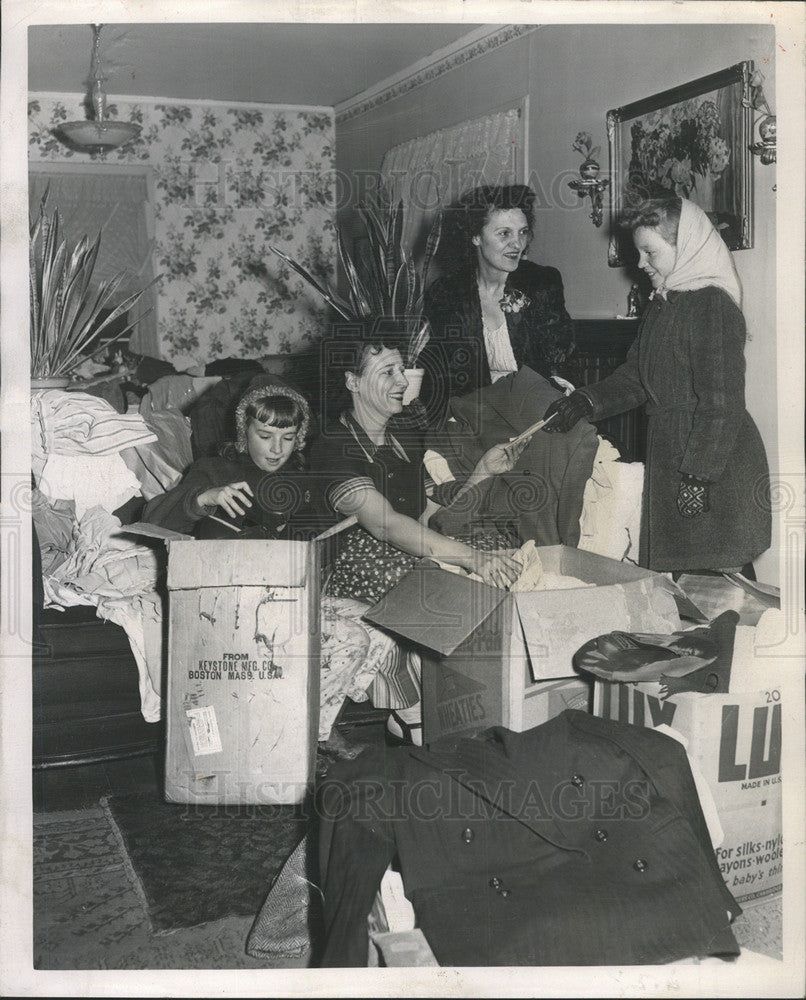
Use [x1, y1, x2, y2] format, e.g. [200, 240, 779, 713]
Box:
[385, 710, 423, 747]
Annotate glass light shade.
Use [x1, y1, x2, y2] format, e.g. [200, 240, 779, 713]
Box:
[58, 119, 142, 152]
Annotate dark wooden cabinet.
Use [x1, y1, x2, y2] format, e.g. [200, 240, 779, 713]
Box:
[555, 318, 646, 462]
[32, 605, 162, 768]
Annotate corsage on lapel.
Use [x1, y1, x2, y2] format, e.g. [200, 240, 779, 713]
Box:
[499, 288, 532, 314]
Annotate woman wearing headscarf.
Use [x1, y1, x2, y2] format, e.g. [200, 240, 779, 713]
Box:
[542, 194, 771, 575]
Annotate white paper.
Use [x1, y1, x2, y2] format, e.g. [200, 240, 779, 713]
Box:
[185, 705, 223, 757]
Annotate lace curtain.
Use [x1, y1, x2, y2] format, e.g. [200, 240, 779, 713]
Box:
[29, 169, 157, 355]
[379, 107, 522, 256]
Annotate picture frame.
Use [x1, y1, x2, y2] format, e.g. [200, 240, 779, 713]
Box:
[606, 61, 754, 266]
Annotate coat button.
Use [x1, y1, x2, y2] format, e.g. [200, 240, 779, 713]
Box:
[571, 773, 585, 788]
[594, 828, 608, 842]
[633, 858, 649, 872]
[489, 876, 502, 888]
[461, 827, 475, 844]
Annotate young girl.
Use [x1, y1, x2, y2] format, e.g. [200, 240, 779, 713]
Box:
[142, 381, 322, 539]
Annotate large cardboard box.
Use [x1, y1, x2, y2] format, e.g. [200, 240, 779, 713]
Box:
[593, 616, 783, 904]
[365, 545, 681, 743]
[163, 539, 320, 805]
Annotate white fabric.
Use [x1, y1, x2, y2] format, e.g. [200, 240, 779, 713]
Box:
[99, 594, 163, 723]
[37, 453, 143, 518]
[39, 505, 165, 722]
[483, 316, 518, 382]
[378, 867, 416, 933]
[380, 107, 521, 255]
[578, 437, 644, 564]
[422, 449, 456, 487]
[31, 389, 157, 457]
[657, 197, 742, 307]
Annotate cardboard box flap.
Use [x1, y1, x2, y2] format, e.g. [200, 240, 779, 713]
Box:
[364, 563, 507, 656]
[118, 521, 193, 542]
[167, 538, 310, 589]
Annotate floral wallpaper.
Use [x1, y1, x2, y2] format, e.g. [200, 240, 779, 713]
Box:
[28, 95, 336, 369]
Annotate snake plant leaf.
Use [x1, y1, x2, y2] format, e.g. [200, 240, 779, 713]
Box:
[336, 229, 372, 318]
[269, 245, 354, 321]
[384, 201, 403, 292]
[421, 211, 442, 295]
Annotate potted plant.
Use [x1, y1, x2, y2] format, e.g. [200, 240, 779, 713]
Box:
[29, 194, 159, 388]
[572, 131, 602, 179]
[269, 194, 441, 403]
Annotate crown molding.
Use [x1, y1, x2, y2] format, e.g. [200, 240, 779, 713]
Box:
[335, 24, 539, 125]
[28, 92, 333, 115]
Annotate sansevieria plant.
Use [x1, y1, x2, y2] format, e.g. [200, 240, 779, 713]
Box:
[29, 194, 160, 380]
[270, 195, 441, 369]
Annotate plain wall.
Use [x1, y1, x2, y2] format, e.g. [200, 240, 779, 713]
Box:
[336, 23, 780, 584]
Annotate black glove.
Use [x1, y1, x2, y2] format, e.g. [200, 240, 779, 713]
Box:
[677, 474, 711, 517]
[541, 390, 594, 433]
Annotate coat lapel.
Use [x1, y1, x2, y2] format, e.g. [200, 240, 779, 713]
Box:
[408, 724, 581, 852]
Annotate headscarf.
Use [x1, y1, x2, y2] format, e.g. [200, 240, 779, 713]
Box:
[234, 383, 312, 454]
[656, 198, 742, 308]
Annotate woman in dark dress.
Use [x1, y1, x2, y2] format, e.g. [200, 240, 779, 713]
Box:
[542, 195, 771, 574]
[421, 184, 574, 422]
[308, 328, 526, 743]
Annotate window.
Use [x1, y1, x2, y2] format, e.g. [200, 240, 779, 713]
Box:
[28, 163, 158, 356]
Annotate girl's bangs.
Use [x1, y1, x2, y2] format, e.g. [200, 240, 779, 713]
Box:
[249, 395, 303, 429]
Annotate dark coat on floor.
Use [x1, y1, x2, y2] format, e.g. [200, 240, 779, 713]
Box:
[317, 710, 741, 967]
[581, 287, 771, 572]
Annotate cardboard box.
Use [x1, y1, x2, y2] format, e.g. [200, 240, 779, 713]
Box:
[593, 618, 783, 904]
[365, 545, 680, 742]
[163, 538, 320, 805]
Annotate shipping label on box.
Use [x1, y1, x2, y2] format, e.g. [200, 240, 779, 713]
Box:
[594, 679, 783, 903]
[164, 539, 320, 805]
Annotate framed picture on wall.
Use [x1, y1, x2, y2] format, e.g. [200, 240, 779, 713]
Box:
[606, 61, 754, 267]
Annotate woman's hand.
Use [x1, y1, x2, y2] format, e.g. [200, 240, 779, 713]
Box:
[465, 548, 523, 589]
[473, 437, 531, 479]
[197, 481, 253, 518]
[541, 390, 593, 433]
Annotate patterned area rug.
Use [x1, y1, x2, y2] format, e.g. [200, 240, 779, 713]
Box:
[100, 792, 307, 933]
[33, 801, 309, 970]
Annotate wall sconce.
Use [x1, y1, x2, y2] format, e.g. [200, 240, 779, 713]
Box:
[56, 24, 142, 154]
[568, 131, 610, 227]
[746, 70, 776, 165]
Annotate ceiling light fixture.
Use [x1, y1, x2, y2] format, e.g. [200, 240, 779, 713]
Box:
[56, 24, 142, 154]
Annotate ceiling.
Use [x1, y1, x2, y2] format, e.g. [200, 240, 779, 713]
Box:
[28, 22, 485, 108]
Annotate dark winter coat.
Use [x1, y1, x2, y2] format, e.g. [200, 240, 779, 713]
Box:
[317, 710, 741, 967]
[421, 259, 574, 424]
[581, 286, 770, 571]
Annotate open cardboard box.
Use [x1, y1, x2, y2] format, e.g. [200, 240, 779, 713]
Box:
[365, 544, 685, 743]
[123, 523, 321, 805]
